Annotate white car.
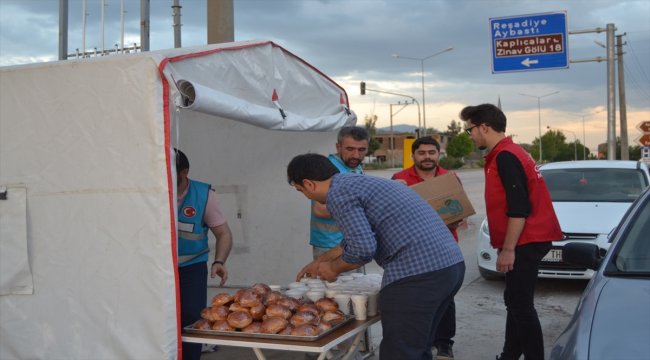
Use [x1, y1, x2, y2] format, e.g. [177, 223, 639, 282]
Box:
[477, 160, 650, 280]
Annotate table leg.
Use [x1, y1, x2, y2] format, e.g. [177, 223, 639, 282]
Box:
[252, 347, 267, 360]
[339, 332, 364, 360]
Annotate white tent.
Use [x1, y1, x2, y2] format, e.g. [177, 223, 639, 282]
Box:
[0, 40, 356, 359]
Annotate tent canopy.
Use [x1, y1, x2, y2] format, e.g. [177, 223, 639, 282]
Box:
[0, 40, 355, 360]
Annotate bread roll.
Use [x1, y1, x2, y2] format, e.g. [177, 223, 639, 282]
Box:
[315, 298, 339, 312]
[297, 303, 320, 316]
[277, 296, 300, 312]
[235, 289, 261, 308]
[200, 306, 228, 321]
[227, 310, 253, 329]
[260, 316, 288, 334]
[265, 304, 292, 319]
[251, 283, 272, 296]
[192, 319, 212, 330]
[290, 311, 320, 327]
[210, 293, 233, 307]
[321, 310, 345, 323]
[242, 321, 262, 334]
[278, 323, 294, 335]
[211, 320, 234, 332]
[263, 291, 283, 306]
[229, 302, 250, 313]
[291, 324, 320, 337]
[250, 303, 266, 321]
[316, 321, 333, 333]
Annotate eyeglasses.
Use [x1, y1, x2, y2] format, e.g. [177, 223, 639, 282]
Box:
[465, 124, 479, 135]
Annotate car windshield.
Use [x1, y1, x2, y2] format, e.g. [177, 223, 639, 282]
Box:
[612, 197, 650, 273]
[541, 168, 648, 202]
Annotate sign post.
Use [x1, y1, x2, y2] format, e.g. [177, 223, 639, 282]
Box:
[636, 121, 650, 147]
[490, 11, 568, 73]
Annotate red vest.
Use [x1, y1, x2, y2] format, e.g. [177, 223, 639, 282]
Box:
[484, 137, 563, 248]
[392, 165, 459, 241]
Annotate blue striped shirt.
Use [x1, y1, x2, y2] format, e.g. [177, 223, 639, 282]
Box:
[326, 173, 465, 287]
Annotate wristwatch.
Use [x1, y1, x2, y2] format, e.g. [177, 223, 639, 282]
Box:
[212, 260, 224, 266]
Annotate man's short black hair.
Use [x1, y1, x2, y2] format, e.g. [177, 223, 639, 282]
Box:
[174, 148, 189, 174]
[337, 126, 369, 144]
[287, 153, 340, 186]
[459, 103, 507, 133]
[411, 136, 440, 154]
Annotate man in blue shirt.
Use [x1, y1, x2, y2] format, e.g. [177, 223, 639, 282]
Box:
[289, 153, 465, 360]
[310, 126, 368, 259]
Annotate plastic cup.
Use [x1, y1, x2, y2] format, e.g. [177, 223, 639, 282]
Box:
[334, 294, 351, 315]
[325, 289, 338, 298]
[363, 291, 379, 316]
[285, 289, 306, 300]
[289, 282, 306, 289]
[350, 294, 368, 320]
[306, 290, 325, 303]
[307, 279, 324, 286]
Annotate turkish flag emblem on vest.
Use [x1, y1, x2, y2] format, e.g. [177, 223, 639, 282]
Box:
[182, 206, 197, 218]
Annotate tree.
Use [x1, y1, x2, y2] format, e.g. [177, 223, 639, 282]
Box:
[530, 130, 566, 162]
[529, 131, 592, 162]
[446, 132, 474, 159]
[601, 137, 643, 160]
[363, 114, 381, 156]
[446, 119, 462, 136]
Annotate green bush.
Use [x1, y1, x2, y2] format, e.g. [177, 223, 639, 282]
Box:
[439, 156, 464, 169]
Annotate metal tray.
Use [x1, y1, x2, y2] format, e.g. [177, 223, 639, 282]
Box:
[184, 315, 354, 342]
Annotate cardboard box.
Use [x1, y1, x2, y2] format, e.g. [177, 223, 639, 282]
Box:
[409, 173, 476, 225]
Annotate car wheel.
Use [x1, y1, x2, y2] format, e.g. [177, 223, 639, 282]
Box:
[479, 266, 504, 280]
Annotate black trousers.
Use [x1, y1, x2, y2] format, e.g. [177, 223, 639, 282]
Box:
[501, 242, 552, 360]
[378, 262, 465, 360]
[179, 262, 208, 360]
[433, 299, 456, 347]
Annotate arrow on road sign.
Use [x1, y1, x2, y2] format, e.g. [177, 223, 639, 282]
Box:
[636, 133, 650, 147]
[637, 121, 650, 133]
[521, 58, 539, 67]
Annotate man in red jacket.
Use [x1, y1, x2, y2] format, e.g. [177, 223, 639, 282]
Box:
[392, 136, 462, 360]
[460, 104, 563, 360]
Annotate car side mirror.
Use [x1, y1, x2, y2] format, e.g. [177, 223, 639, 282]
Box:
[562, 243, 602, 270]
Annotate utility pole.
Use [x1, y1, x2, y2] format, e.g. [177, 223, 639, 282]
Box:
[100, 0, 105, 54]
[172, 0, 182, 48]
[606, 23, 616, 160]
[207, 0, 234, 44]
[58, 0, 68, 60]
[140, 0, 150, 52]
[617, 33, 629, 160]
[569, 24, 619, 160]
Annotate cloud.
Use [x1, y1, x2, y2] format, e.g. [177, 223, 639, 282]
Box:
[1, 0, 648, 150]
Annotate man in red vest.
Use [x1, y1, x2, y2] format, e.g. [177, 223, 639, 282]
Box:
[392, 136, 462, 360]
[460, 104, 562, 360]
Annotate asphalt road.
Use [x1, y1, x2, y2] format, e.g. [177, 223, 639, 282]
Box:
[203, 168, 587, 360]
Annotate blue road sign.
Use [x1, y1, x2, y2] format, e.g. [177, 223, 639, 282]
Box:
[490, 11, 568, 74]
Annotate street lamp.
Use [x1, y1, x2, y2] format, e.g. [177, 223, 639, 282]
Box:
[389, 101, 412, 168]
[569, 110, 603, 160]
[547, 126, 577, 160]
[360, 82, 421, 135]
[520, 91, 560, 162]
[392, 47, 454, 135]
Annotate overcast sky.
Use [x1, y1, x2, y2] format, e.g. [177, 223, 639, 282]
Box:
[1, 0, 649, 151]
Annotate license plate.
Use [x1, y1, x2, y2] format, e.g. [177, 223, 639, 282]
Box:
[542, 249, 562, 262]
